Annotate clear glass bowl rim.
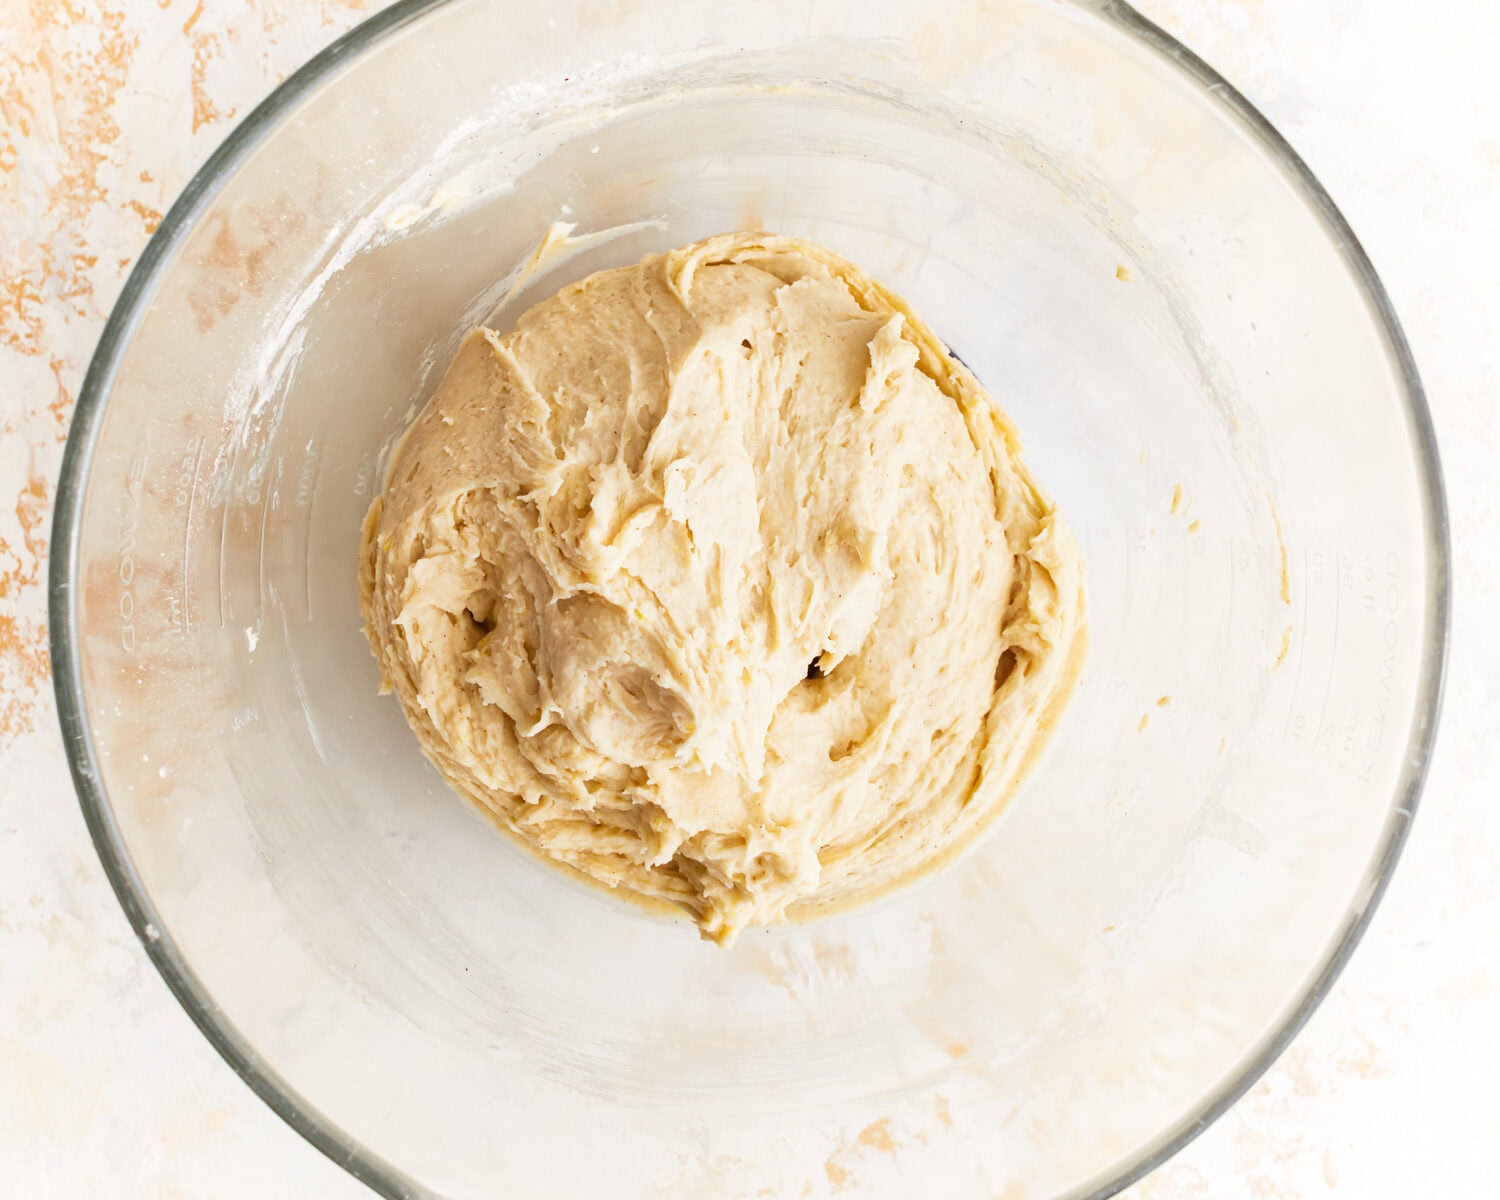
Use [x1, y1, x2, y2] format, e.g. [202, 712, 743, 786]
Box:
[47, 2, 1452, 1197]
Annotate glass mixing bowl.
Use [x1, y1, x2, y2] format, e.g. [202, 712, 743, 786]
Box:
[50, 1, 1448, 1196]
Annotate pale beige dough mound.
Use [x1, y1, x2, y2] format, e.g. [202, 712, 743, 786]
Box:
[360, 231, 1085, 943]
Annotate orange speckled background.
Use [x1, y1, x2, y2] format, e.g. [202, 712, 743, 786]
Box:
[1, 2, 1496, 1196]
[0, 0, 381, 745]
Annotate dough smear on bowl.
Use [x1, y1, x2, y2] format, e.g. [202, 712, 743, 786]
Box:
[360, 231, 1086, 943]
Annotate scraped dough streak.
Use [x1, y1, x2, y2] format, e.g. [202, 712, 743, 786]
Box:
[360, 232, 1085, 943]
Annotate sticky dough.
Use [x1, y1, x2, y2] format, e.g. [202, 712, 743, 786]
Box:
[360, 232, 1085, 943]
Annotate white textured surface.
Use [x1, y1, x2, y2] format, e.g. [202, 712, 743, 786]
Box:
[0, 1, 1494, 1196]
